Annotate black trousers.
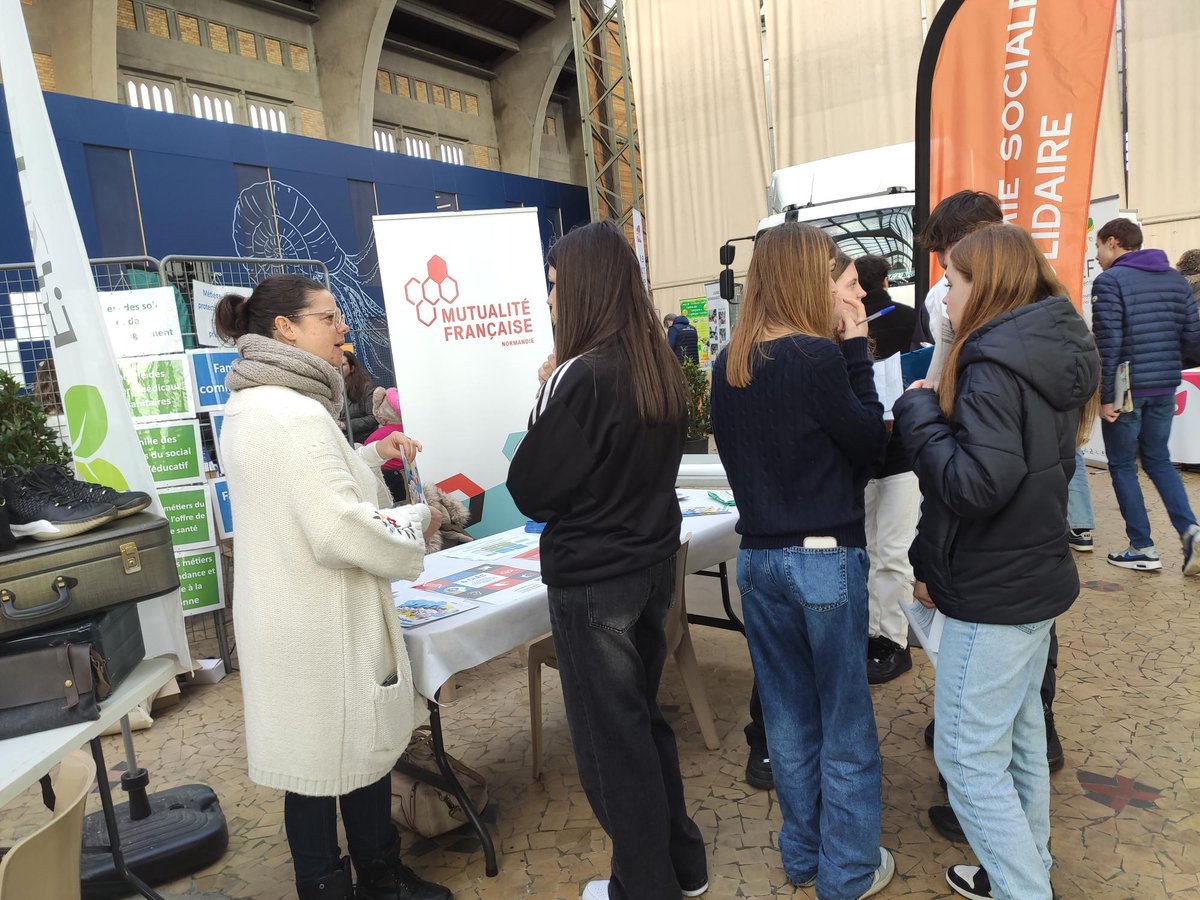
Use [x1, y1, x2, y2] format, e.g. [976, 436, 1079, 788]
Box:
[744, 680, 766, 754]
[548, 557, 708, 900]
[1040, 623, 1059, 711]
[283, 774, 395, 881]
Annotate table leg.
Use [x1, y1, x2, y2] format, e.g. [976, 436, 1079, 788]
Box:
[689, 562, 745, 634]
[88, 737, 166, 900]
[393, 698, 498, 877]
[213, 609, 234, 673]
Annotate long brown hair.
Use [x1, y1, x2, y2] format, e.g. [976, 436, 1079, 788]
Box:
[940, 223, 1097, 446]
[546, 221, 686, 425]
[724, 222, 837, 387]
[341, 350, 372, 404]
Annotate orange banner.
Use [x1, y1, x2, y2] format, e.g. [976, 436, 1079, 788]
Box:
[928, 0, 1117, 307]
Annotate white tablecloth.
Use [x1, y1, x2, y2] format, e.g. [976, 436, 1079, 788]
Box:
[397, 490, 740, 699]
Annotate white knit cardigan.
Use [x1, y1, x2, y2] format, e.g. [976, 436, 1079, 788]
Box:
[222, 384, 430, 796]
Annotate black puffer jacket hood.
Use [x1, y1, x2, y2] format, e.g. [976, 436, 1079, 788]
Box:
[962, 296, 1099, 414]
[892, 296, 1100, 625]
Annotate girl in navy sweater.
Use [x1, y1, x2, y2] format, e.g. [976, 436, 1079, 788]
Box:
[711, 222, 891, 900]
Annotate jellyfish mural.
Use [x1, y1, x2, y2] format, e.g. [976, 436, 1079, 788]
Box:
[232, 180, 394, 384]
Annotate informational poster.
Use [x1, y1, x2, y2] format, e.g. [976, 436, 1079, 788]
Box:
[704, 282, 732, 361]
[679, 297, 711, 367]
[176, 548, 225, 617]
[209, 476, 233, 539]
[191, 281, 248, 348]
[189, 349, 239, 411]
[375, 208, 555, 537]
[119, 355, 194, 421]
[412, 564, 541, 602]
[102, 287, 184, 357]
[632, 208, 648, 287]
[159, 484, 216, 552]
[136, 420, 204, 486]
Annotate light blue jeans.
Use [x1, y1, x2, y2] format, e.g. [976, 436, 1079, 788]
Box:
[935, 616, 1055, 900]
[1066, 450, 1094, 531]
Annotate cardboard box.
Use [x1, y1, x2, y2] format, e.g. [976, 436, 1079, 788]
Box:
[186, 657, 226, 685]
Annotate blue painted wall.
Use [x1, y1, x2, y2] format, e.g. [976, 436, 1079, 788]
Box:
[0, 88, 588, 387]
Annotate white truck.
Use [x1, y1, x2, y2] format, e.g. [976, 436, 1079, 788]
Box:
[721, 143, 918, 310]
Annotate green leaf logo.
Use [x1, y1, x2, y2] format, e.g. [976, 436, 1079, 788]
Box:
[85, 457, 129, 492]
[64, 384, 109, 458]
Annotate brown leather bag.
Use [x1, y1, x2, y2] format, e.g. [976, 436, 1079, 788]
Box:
[0, 643, 99, 740]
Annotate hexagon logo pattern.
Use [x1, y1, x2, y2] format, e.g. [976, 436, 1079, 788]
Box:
[404, 255, 460, 327]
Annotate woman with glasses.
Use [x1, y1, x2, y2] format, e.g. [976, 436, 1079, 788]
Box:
[215, 275, 450, 900]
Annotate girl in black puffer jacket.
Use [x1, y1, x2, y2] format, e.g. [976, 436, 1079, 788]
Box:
[893, 223, 1099, 900]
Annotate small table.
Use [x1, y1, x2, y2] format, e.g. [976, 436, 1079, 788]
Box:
[0, 657, 176, 899]
[395, 492, 740, 876]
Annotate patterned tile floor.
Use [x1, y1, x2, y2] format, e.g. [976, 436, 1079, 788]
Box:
[2, 467, 1198, 899]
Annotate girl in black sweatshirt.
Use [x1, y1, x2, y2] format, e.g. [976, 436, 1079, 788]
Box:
[507, 221, 707, 900]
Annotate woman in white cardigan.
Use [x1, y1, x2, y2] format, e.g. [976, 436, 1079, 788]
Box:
[215, 276, 451, 900]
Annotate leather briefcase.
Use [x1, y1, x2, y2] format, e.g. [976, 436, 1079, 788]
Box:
[0, 513, 177, 640]
[0, 604, 145, 700]
[0, 643, 99, 740]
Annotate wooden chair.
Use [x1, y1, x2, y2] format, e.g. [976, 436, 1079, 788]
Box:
[0, 749, 96, 900]
[527, 536, 720, 779]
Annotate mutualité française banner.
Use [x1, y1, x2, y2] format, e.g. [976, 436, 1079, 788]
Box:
[927, 0, 1118, 306]
[0, 0, 191, 666]
[375, 208, 554, 538]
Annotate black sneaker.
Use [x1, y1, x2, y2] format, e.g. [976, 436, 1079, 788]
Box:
[867, 637, 912, 684]
[947, 864, 992, 899]
[929, 804, 968, 843]
[25, 464, 152, 518]
[1067, 528, 1094, 551]
[2, 475, 118, 541]
[1045, 706, 1064, 773]
[746, 747, 773, 790]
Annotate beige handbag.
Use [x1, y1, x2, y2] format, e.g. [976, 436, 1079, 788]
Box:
[389, 728, 489, 838]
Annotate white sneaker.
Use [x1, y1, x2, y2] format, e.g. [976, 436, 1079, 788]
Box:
[682, 882, 708, 897]
[858, 847, 896, 899]
[581, 880, 610, 900]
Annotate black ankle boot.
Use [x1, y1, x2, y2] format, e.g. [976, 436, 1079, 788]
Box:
[296, 857, 353, 900]
[353, 839, 453, 900]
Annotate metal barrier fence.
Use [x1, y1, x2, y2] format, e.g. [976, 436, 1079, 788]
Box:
[0, 255, 335, 671]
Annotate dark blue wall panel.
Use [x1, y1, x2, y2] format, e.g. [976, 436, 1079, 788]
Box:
[0, 86, 589, 384]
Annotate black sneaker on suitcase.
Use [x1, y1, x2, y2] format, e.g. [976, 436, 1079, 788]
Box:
[25, 464, 152, 518]
[1, 475, 117, 542]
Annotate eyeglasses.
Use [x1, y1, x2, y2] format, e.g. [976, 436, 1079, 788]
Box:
[290, 309, 345, 328]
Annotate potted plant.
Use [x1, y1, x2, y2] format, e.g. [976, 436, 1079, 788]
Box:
[681, 357, 711, 454]
[0, 370, 71, 471]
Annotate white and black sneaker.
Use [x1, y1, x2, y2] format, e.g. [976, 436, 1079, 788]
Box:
[1067, 528, 1094, 551]
[947, 864, 992, 899]
[25, 464, 152, 518]
[1106, 546, 1162, 571]
[2, 475, 118, 541]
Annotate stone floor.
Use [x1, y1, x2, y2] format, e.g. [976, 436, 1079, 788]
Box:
[2, 466, 1199, 899]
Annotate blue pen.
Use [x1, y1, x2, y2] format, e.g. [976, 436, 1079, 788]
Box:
[856, 305, 895, 326]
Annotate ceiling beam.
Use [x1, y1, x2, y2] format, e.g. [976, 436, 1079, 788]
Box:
[393, 0, 520, 53]
[498, 0, 556, 19]
[382, 36, 497, 80]
[235, 0, 320, 24]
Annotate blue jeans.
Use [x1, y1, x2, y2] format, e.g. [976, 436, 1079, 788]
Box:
[1101, 395, 1198, 548]
[1066, 450, 1094, 530]
[936, 617, 1054, 900]
[737, 547, 881, 899]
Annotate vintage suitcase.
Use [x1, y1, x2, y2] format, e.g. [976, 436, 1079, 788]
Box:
[0, 513, 177, 640]
[0, 604, 146, 699]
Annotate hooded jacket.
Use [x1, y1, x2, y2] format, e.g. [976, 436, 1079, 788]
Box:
[668, 316, 700, 364]
[892, 296, 1099, 625]
[1091, 249, 1200, 402]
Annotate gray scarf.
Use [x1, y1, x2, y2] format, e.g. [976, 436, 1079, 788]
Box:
[226, 334, 345, 419]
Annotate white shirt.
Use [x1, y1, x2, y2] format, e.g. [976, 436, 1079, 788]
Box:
[924, 275, 950, 326]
